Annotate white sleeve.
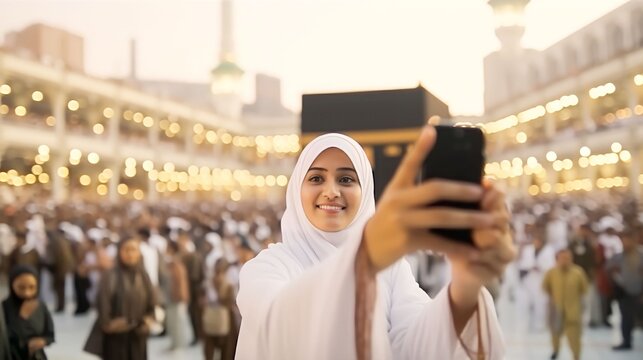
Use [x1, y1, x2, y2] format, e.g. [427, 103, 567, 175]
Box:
[388, 260, 506, 360]
[235, 236, 366, 360]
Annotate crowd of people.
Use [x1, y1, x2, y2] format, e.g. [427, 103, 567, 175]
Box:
[505, 193, 643, 360]
[0, 197, 282, 360]
[0, 187, 642, 360]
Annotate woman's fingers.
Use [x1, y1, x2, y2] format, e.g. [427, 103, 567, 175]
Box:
[401, 208, 497, 230]
[473, 248, 513, 275]
[388, 126, 436, 189]
[472, 230, 516, 264]
[481, 182, 508, 214]
[474, 211, 511, 243]
[395, 179, 484, 208]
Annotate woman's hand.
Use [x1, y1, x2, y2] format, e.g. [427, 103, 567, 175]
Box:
[104, 317, 131, 333]
[135, 322, 150, 336]
[28, 337, 46, 355]
[450, 180, 515, 289]
[448, 180, 515, 333]
[135, 315, 155, 336]
[364, 126, 495, 272]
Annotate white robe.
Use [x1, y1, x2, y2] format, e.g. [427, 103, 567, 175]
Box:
[237, 235, 503, 360]
[204, 232, 224, 303]
[598, 233, 623, 260]
[545, 218, 568, 252]
[517, 243, 556, 331]
[236, 133, 505, 359]
[140, 241, 160, 287]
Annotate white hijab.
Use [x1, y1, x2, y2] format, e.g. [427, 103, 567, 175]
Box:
[280, 133, 375, 267]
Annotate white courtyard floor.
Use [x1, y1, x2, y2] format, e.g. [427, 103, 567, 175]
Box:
[2, 274, 642, 360]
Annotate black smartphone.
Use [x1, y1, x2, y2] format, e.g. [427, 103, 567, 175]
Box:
[419, 125, 486, 245]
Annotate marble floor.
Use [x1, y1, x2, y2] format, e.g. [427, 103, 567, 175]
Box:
[42, 298, 643, 360]
[2, 275, 641, 360]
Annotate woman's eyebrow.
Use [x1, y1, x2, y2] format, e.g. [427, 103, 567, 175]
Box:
[307, 167, 357, 174]
[337, 167, 357, 175]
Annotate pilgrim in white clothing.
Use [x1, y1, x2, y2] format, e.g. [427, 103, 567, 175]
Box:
[204, 232, 225, 302]
[517, 240, 556, 331]
[236, 133, 506, 360]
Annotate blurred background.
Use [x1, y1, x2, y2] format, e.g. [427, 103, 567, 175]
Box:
[0, 0, 642, 359]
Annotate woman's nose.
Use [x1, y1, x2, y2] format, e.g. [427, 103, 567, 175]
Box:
[322, 182, 340, 199]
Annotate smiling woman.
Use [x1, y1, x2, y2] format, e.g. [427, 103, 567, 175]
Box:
[301, 147, 362, 233]
[235, 129, 515, 360]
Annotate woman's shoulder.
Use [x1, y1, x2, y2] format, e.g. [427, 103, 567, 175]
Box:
[240, 243, 300, 280]
[242, 243, 287, 269]
[1, 298, 11, 312]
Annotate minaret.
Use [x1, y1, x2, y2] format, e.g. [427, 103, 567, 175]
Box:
[129, 38, 137, 81]
[220, 0, 234, 61]
[211, 0, 244, 119]
[483, 0, 531, 112]
[488, 0, 530, 52]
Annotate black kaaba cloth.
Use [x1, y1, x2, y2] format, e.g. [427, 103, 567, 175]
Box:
[301, 85, 450, 200]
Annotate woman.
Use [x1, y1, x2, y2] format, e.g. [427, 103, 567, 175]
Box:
[2, 265, 54, 360]
[236, 127, 515, 359]
[203, 258, 236, 360]
[0, 297, 11, 360]
[85, 236, 156, 360]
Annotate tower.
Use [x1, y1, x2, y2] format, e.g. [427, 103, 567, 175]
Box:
[210, 0, 244, 119]
[484, 0, 532, 112]
[488, 0, 530, 52]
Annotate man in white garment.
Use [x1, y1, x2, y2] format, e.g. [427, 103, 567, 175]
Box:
[518, 232, 556, 331]
[598, 226, 623, 261]
[0, 222, 16, 261]
[138, 228, 165, 335]
[138, 228, 161, 288]
[148, 216, 168, 255]
[546, 208, 569, 252]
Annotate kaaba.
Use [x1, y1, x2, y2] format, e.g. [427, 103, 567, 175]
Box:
[301, 85, 450, 200]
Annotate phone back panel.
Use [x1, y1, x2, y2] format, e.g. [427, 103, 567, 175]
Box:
[420, 126, 485, 245]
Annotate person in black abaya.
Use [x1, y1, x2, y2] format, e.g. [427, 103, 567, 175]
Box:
[2, 265, 55, 360]
[0, 303, 11, 360]
[84, 236, 156, 360]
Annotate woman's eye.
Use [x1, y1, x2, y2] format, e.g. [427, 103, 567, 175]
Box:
[308, 175, 323, 183]
[339, 176, 355, 184]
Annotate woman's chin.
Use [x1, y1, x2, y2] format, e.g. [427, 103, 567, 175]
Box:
[317, 221, 347, 232]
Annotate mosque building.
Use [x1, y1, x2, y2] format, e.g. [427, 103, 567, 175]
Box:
[3, 0, 642, 205]
[0, 0, 300, 204]
[475, 0, 643, 201]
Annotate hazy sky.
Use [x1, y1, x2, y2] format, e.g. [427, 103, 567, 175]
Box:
[0, 0, 630, 115]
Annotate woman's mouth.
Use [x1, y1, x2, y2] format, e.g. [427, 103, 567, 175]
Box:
[316, 204, 346, 212]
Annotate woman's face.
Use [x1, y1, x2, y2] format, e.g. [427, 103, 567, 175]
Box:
[301, 147, 362, 232]
[119, 239, 142, 267]
[12, 273, 38, 300]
